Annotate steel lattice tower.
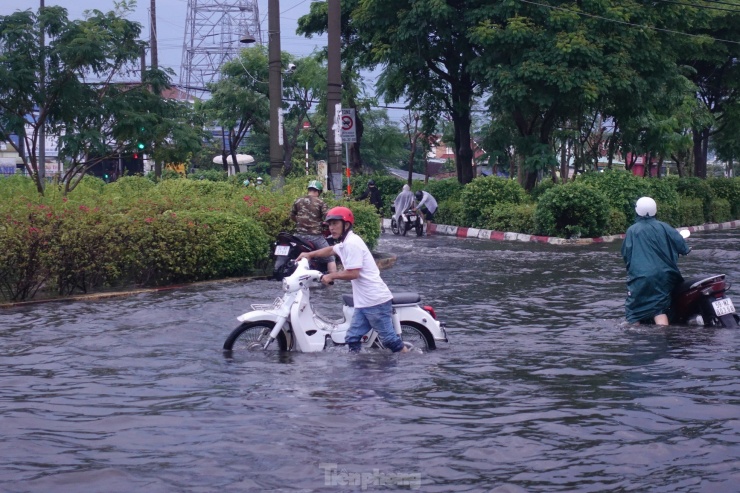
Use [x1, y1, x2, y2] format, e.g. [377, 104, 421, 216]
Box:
[179, 0, 263, 100]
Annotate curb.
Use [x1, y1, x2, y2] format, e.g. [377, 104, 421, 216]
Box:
[381, 219, 740, 245]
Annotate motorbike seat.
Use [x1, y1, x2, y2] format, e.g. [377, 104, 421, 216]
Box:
[673, 275, 726, 295]
[342, 292, 421, 307]
[277, 231, 317, 250]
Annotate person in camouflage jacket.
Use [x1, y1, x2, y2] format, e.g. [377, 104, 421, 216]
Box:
[290, 180, 337, 273]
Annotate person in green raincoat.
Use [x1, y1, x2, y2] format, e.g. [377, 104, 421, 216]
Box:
[621, 197, 691, 325]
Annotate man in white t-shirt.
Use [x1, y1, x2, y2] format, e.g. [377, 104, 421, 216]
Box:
[298, 206, 408, 353]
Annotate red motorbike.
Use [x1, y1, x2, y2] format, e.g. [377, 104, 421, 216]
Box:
[671, 274, 739, 327]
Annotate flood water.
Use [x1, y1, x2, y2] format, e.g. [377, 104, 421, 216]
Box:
[1, 229, 739, 492]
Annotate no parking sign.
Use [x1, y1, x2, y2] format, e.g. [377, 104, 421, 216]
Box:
[341, 109, 356, 143]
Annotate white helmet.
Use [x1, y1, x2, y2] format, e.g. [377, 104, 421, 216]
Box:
[635, 196, 657, 217]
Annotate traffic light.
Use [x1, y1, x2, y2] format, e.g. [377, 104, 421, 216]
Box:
[135, 126, 147, 153]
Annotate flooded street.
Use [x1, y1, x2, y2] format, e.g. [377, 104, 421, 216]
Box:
[2, 229, 739, 492]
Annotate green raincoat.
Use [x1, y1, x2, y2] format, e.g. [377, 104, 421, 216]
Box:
[621, 216, 690, 323]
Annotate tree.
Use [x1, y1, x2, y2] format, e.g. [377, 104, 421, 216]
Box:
[679, 4, 740, 177]
[0, 3, 145, 194]
[201, 47, 327, 176]
[199, 46, 270, 173]
[351, 109, 406, 172]
[351, 0, 483, 185]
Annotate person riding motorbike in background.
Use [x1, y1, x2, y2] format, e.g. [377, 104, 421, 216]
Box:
[393, 184, 415, 230]
[297, 206, 409, 353]
[357, 179, 383, 215]
[290, 180, 336, 274]
[413, 190, 438, 229]
[621, 196, 691, 325]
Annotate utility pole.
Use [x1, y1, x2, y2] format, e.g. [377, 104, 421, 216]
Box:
[326, 0, 342, 197]
[38, 0, 46, 189]
[150, 0, 162, 179]
[268, 0, 284, 183]
[150, 0, 158, 72]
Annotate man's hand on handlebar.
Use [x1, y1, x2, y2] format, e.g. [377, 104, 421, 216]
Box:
[296, 252, 311, 261]
[319, 273, 334, 285]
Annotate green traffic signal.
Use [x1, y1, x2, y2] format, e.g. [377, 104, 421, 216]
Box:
[137, 142, 145, 150]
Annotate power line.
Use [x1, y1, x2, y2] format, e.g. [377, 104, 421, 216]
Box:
[517, 0, 740, 46]
[655, 0, 740, 13]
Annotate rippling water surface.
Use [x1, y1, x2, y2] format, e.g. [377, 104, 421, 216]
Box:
[2, 230, 739, 492]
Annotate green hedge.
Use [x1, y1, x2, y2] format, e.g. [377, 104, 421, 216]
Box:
[577, 170, 650, 223]
[480, 203, 536, 234]
[0, 175, 383, 301]
[707, 177, 740, 219]
[534, 182, 611, 238]
[709, 198, 732, 224]
[677, 198, 705, 227]
[460, 176, 527, 228]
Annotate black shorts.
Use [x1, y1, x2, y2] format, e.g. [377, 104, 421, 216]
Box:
[422, 207, 435, 222]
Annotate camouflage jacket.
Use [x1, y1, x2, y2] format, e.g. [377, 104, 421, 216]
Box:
[291, 195, 329, 235]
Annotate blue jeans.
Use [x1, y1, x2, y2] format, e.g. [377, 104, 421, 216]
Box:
[346, 300, 405, 352]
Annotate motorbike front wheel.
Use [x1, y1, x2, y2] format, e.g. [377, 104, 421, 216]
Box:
[391, 218, 400, 235]
[415, 220, 423, 237]
[223, 321, 289, 351]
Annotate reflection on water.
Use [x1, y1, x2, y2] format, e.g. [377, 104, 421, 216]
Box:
[1, 230, 739, 492]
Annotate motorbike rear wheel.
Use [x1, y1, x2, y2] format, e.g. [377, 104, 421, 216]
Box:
[391, 218, 400, 235]
[223, 321, 289, 351]
[718, 313, 740, 327]
[415, 221, 423, 237]
[399, 321, 436, 351]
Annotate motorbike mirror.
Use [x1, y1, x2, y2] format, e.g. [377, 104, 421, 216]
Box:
[680, 229, 690, 239]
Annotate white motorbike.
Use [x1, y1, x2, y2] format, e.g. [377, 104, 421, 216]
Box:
[223, 258, 448, 352]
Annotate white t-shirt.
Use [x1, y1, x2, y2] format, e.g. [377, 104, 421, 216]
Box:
[416, 191, 438, 213]
[332, 230, 393, 308]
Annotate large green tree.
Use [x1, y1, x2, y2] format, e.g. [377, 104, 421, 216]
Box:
[299, 0, 484, 184]
[0, 3, 144, 194]
[0, 3, 202, 193]
[678, 2, 740, 177]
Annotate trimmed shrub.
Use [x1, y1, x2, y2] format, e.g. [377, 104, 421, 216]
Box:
[480, 203, 536, 234]
[606, 208, 628, 235]
[534, 182, 610, 238]
[434, 198, 464, 227]
[529, 179, 557, 203]
[675, 177, 712, 222]
[646, 178, 680, 210]
[425, 178, 464, 204]
[677, 198, 705, 227]
[656, 201, 681, 227]
[339, 200, 381, 251]
[460, 176, 527, 228]
[189, 169, 228, 182]
[577, 170, 650, 223]
[706, 177, 740, 219]
[709, 199, 732, 224]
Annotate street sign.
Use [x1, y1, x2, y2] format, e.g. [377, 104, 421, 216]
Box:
[341, 108, 356, 143]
